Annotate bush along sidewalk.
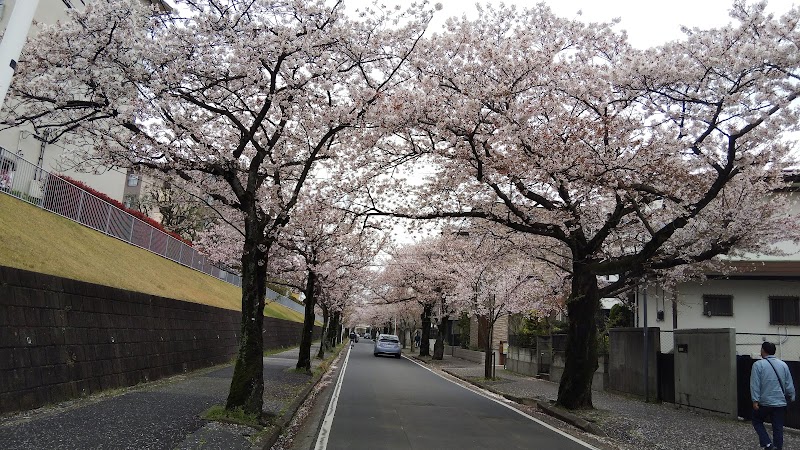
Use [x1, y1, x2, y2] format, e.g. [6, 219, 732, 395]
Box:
[184, 344, 346, 450]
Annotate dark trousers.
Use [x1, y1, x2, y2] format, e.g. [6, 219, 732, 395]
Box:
[753, 405, 786, 449]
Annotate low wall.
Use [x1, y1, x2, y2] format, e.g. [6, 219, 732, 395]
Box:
[506, 345, 540, 377]
[608, 327, 660, 399]
[0, 266, 319, 415]
[674, 328, 737, 418]
[545, 352, 608, 391]
[453, 347, 486, 363]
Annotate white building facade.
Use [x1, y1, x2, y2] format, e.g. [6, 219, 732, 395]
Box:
[0, 0, 170, 203]
[636, 184, 800, 360]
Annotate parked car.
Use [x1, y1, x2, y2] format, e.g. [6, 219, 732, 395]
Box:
[374, 334, 402, 358]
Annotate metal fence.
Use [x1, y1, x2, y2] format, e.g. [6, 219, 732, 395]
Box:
[266, 287, 323, 323]
[736, 331, 800, 361]
[0, 147, 242, 287]
[508, 334, 567, 351]
[660, 329, 674, 353]
[653, 330, 800, 360]
[507, 334, 537, 349]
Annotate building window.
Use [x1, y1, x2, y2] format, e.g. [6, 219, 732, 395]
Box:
[127, 173, 139, 187]
[0, 155, 16, 190]
[769, 296, 800, 326]
[123, 195, 139, 210]
[703, 295, 733, 317]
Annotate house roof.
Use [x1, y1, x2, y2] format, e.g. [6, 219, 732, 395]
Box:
[707, 261, 800, 280]
[778, 170, 800, 192]
[149, 0, 173, 13]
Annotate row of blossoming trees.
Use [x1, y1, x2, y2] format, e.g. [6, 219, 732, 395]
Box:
[365, 225, 567, 380]
[4, 0, 800, 413]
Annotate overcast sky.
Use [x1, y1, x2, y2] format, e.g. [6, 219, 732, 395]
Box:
[344, 0, 799, 48]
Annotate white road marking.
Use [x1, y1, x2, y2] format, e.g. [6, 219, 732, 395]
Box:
[313, 345, 352, 450]
[402, 355, 599, 450]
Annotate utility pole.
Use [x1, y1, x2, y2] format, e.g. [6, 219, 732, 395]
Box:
[0, 0, 39, 110]
[642, 278, 649, 402]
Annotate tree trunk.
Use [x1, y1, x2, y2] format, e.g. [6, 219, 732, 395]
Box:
[335, 313, 343, 345]
[484, 316, 493, 379]
[317, 305, 329, 359]
[326, 312, 339, 349]
[557, 265, 600, 409]
[433, 315, 447, 360]
[296, 271, 317, 372]
[226, 224, 268, 415]
[419, 304, 432, 357]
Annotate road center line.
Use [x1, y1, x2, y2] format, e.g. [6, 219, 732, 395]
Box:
[402, 355, 599, 450]
[313, 345, 352, 450]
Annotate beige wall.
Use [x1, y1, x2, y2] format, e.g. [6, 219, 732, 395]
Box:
[470, 315, 479, 349]
[492, 314, 509, 353]
[468, 313, 509, 354]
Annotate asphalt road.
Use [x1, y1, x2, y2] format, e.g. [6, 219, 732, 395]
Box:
[320, 339, 595, 450]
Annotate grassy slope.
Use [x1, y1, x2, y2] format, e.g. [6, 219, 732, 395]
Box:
[0, 194, 304, 323]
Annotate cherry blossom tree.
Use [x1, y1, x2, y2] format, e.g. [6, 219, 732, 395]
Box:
[367, 3, 800, 408]
[376, 237, 456, 356]
[3, 0, 431, 415]
[276, 192, 388, 371]
[444, 227, 568, 378]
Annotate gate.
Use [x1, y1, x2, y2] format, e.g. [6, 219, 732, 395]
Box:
[657, 352, 675, 403]
[537, 336, 552, 375]
[737, 356, 800, 428]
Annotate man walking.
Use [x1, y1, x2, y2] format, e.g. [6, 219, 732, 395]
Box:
[751, 341, 796, 449]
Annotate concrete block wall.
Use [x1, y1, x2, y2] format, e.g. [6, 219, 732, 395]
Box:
[506, 345, 540, 376]
[507, 345, 608, 390]
[608, 327, 660, 399]
[674, 328, 737, 418]
[0, 265, 318, 415]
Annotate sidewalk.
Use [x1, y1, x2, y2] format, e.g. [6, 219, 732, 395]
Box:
[0, 345, 334, 450]
[410, 348, 798, 450]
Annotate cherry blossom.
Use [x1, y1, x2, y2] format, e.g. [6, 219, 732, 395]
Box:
[4, 0, 432, 415]
[363, 2, 800, 408]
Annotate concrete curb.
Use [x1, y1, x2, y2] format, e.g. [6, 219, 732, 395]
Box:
[256, 346, 345, 449]
[409, 355, 606, 438]
[534, 401, 606, 436]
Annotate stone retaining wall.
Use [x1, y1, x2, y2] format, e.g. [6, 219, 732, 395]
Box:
[0, 265, 318, 414]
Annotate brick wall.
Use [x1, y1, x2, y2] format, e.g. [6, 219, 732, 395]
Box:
[0, 266, 318, 415]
